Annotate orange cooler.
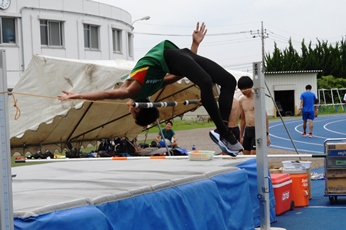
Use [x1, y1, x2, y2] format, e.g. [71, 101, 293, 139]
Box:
[283, 169, 309, 207]
[271, 173, 292, 215]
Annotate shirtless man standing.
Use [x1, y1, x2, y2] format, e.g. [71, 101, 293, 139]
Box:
[238, 76, 270, 155]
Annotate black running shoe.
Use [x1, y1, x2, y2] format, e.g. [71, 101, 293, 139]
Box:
[209, 129, 243, 156]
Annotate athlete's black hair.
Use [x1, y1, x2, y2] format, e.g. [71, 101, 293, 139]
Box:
[134, 99, 159, 126]
[238, 76, 253, 90]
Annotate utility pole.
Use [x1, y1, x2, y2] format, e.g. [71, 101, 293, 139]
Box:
[251, 21, 268, 71]
[261, 21, 266, 71]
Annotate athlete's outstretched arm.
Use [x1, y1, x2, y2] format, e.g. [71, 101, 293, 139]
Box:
[58, 80, 141, 101]
[191, 22, 207, 53]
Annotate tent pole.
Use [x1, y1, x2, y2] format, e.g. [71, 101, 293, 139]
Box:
[156, 119, 171, 156]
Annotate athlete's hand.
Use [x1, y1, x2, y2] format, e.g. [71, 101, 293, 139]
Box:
[267, 136, 271, 146]
[192, 22, 207, 45]
[57, 90, 78, 100]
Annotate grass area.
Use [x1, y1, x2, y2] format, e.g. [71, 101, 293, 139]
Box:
[11, 156, 50, 167]
[136, 119, 215, 145]
[140, 119, 216, 135]
[137, 117, 295, 137]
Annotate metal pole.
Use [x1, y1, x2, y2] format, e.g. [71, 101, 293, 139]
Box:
[156, 120, 171, 156]
[253, 62, 270, 229]
[336, 88, 344, 111]
[0, 50, 14, 230]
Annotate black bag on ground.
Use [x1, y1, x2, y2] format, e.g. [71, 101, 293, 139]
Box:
[150, 141, 158, 147]
[32, 150, 54, 159]
[115, 137, 136, 154]
[33, 151, 44, 159]
[43, 150, 54, 159]
[98, 150, 115, 157]
[65, 148, 80, 158]
[170, 147, 189, 156]
[98, 139, 113, 152]
[138, 143, 149, 149]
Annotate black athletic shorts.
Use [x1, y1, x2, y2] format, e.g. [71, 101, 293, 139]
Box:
[243, 126, 256, 151]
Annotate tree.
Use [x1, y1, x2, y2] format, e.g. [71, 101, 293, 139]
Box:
[266, 37, 346, 80]
[265, 42, 282, 71]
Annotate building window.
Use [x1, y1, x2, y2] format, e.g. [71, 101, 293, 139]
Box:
[1, 17, 16, 44]
[112, 29, 122, 53]
[84, 24, 99, 49]
[40, 20, 63, 47]
[128, 32, 133, 57]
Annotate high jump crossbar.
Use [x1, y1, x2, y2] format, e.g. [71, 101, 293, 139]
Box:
[132, 99, 199, 108]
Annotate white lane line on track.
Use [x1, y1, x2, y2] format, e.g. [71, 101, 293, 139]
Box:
[269, 145, 323, 154]
[269, 134, 323, 146]
[293, 124, 331, 139]
[324, 120, 346, 135]
[269, 115, 346, 153]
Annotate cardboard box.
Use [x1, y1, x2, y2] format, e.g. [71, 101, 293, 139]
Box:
[270, 168, 283, 174]
[269, 164, 283, 174]
[326, 169, 346, 178]
[326, 143, 346, 152]
[326, 178, 346, 194]
[307, 168, 312, 199]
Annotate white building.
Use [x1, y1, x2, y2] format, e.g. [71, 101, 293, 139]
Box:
[264, 70, 320, 117]
[0, 0, 134, 88]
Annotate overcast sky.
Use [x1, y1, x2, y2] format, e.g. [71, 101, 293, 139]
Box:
[94, 0, 346, 73]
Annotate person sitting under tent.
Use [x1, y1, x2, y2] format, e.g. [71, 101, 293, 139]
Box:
[155, 120, 178, 148]
[58, 22, 243, 156]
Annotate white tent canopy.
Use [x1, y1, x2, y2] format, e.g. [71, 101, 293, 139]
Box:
[9, 55, 210, 155]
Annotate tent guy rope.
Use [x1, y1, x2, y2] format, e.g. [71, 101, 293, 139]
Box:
[3, 91, 203, 120]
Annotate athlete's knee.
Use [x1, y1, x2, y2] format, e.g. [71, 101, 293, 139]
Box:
[220, 73, 236, 88]
[197, 77, 214, 88]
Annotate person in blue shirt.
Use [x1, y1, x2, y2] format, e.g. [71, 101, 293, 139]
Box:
[299, 84, 317, 138]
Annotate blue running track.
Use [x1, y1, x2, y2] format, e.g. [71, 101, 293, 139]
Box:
[269, 114, 346, 154]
